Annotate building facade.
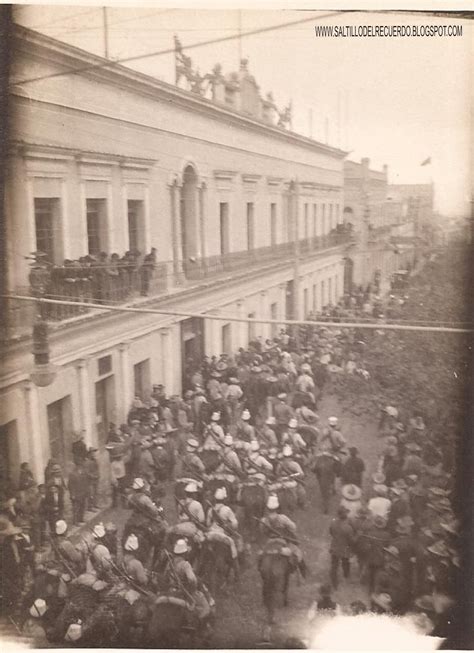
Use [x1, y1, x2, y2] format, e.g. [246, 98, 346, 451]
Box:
[343, 158, 416, 292]
[1, 26, 352, 489]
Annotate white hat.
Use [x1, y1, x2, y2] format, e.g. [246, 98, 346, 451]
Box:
[186, 438, 199, 450]
[211, 412, 221, 421]
[173, 538, 188, 554]
[250, 440, 260, 451]
[29, 598, 47, 618]
[267, 495, 279, 510]
[185, 482, 198, 493]
[288, 418, 298, 429]
[283, 445, 293, 457]
[265, 416, 276, 425]
[93, 522, 106, 538]
[124, 589, 141, 605]
[301, 363, 311, 373]
[65, 623, 82, 642]
[215, 487, 227, 501]
[241, 409, 251, 421]
[132, 477, 145, 490]
[124, 534, 139, 552]
[328, 416, 338, 426]
[341, 484, 362, 501]
[224, 435, 233, 446]
[55, 519, 68, 536]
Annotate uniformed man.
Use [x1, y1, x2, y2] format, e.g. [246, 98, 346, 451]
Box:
[128, 477, 164, 521]
[273, 394, 294, 442]
[165, 539, 213, 622]
[246, 441, 274, 477]
[236, 409, 255, 443]
[179, 483, 205, 524]
[281, 419, 307, 455]
[181, 438, 206, 479]
[259, 417, 278, 449]
[217, 435, 242, 475]
[321, 416, 347, 455]
[206, 487, 242, 577]
[277, 445, 306, 508]
[53, 519, 87, 575]
[202, 413, 225, 449]
[259, 494, 307, 577]
[86, 522, 114, 578]
[123, 533, 148, 587]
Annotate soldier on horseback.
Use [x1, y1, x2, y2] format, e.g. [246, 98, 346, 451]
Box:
[276, 446, 306, 508]
[182, 438, 206, 478]
[259, 495, 307, 578]
[206, 487, 242, 578]
[53, 519, 87, 575]
[123, 534, 149, 587]
[86, 522, 115, 579]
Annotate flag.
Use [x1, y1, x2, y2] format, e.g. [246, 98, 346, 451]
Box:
[420, 157, 431, 167]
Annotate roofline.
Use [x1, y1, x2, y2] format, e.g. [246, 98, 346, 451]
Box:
[11, 24, 348, 160]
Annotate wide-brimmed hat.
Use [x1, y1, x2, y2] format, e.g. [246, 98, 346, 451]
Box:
[428, 486, 449, 497]
[371, 592, 392, 611]
[210, 370, 222, 378]
[440, 517, 460, 536]
[372, 472, 386, 484]
[341, 484, 362, 501]
[384, 406, 398, 417]
[229, 377, 239, 384]
[277, 393, 287, 400]
[383, 545, 400, 558]
[373, 484, 388, 496]
[427, 540, 450, 558]
[405, 442, 422, 452]
[415, 595, 435, 612]
[186, 438, 199, 451]
[373, 515, 388, 529]
[395, 422, 405, 432]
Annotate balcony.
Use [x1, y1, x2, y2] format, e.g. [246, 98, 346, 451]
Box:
[5, 230, 353, 337]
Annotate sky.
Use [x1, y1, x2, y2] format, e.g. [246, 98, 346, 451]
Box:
[13, 5, 473, 217]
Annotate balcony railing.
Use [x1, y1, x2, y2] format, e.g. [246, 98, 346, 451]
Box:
[5, 230, 353, 334]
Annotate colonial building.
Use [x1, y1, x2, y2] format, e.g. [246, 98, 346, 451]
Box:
[343, 158, 416, 293]
[1, 26, 352, 489]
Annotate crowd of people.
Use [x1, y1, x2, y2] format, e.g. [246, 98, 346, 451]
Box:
[28, 247, 160, 320]
[0, 252, 467, 648]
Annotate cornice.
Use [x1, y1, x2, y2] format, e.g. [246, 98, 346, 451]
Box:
[12, 25, 348, 161]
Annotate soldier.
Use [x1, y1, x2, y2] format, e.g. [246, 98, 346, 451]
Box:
[179, 483, 205, 524]
[84, 447, 100, 511]
[181, 438, 206, 479]
[87, 522, 114, 578]
[259, 417, 279, 449]
[277, 445, 306, 508]
[123, 534, 148, 587]
[246, 441, 274, 477]
[72, 432, 88, 466]
[203, 413, 225, 448]
[217, 435, 242, 475]
[53, 519, 87, 575]
[328, 506, 355, 589]
[273, 394, 294, 442]
[281, 419, 307, 455]
[128, 477, 164, 522]
[259, 495, 307, 577]
[165, 539, 213, 624]
[321, 416, 347, 455]
[206, 487, 242, 578]
[236, 409, 255, 443]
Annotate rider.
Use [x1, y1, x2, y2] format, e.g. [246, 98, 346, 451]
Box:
[123, 533, 148, 587]
[276, 445, 306, 508]
[181, 438, 206, 478]
[206, 487, 242, 577]
[281, 419, 307, 455]
[165, 539, 213, 624]
[202, 412, 225, 449]
[321, 417, 347, 456]
[128, 477, 165, 521]
[236, 409, 256, 443]
[259, 417, 279, 450]
[246, 441, 274, 477]
[259, 495, 307, 577]
[179, 483, 205, 524]
[86, 522, 115, 579]
[53, 519, 87, 575]
[217, 435, 243, 476]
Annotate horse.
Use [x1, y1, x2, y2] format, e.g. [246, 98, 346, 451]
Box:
[268, 481, 297, 515]
[239, 481, 266, 537]
[258, 539, 294, 624]
[197, 536, 234, 595]
[200, 449, 221, 474]
[147, 596, 210, 648]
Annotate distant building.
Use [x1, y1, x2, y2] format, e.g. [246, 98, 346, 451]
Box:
[1, 26, 352, 489]
[343, 158, 415, 293]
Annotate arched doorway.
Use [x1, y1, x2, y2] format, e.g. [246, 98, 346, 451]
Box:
[180, 165, 199, 276]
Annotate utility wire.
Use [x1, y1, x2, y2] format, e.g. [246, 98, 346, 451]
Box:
[5, 294, 473, 334]
[11, 11, 347, 87]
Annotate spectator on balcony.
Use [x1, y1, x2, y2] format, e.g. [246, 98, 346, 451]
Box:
[140, 247, 157, 296]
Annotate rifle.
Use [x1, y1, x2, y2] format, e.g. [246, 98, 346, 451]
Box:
[203, 425, 225, 449]
[253, 516, 299, 546]
[176, 499, 208, 532]
[204, 499, 237, 538]
[218, 453, 246, 479]
[49, 537, 78, 579]
[181, 458, 207, 484]
[244, 454, 277, 482]
[163, 549, 196, 605]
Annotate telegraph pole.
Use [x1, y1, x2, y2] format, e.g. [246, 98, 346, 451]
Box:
[103, 7, 109, 59]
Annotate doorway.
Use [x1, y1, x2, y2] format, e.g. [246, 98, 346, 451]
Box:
[181, 317, 205, 389]
[95, 376, 115, 446]
[0, 421, 19, 495]
[47, 396, 73, 469]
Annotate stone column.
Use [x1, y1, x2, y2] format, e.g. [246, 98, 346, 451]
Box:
[169, 180, 184, 283]
[118, 342, 132, 422]
[75, 358, 94, 447]
[236, 300, 246, 349]
[198, 183, 206, 265]
[23, 381, 45, 482]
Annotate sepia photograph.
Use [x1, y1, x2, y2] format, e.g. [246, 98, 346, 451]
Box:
[0, 3, 472, 649]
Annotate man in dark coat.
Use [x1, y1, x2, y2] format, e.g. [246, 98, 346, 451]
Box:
[341, 447, 365, 487]
[329, 506, 355, 588]
[68, 464, 89, 525]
